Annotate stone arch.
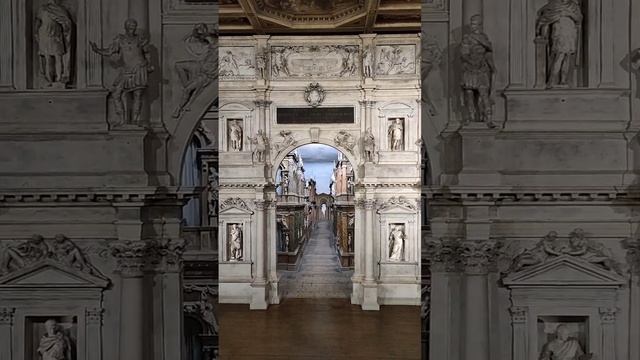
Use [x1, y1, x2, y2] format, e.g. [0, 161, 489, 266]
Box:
[167, 82, 217, 186]
[271, 138, 359, 182]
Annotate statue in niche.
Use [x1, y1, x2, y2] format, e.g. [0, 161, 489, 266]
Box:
[281, 173, 290, 195]
[228, 120, 243, 151]
[536, 0, 583, 88]
[228, 224, 243, 261]
[347, 232, 353, 252]
[347, 178, 354, 194]
[279, 218, 290, 252]
[388, 118, 404, 151]
[173, 23, 218, 118]
[35, 0, 73, 89]
[248, 129, 269, 163]
[460, 15, 496, 127]
[389, 224, 406, 261]
[37, 319, 73, 360]
[539, 324, 591, 360]
[207, 167, 219, 217]
[90, 19, 153, 127]
[362, 127, 376, 162]
[362, 45, 374, 78]
[0, 234, 49, 274]
[198, 291, 218, 335]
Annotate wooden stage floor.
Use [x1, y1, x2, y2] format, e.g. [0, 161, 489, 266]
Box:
[218, 298, 421, 360]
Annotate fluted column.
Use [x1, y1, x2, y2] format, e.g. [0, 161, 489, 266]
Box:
[362, 198, 379, 310]
[251, 199, 268, 309]
[0, 307, 14, 359]
[110, 240, 150, 360]
[267, 199, 279, 303]
[599, 307, 617, 360]
[85, 307, 104, 360]
[459, 240, 498, 360]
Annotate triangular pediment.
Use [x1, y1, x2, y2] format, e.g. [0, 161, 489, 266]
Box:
[377, 198, 418, 214]
[0, 259, 109, 288]
[503, 255, 625, 287]
[219, 205, 254, 215]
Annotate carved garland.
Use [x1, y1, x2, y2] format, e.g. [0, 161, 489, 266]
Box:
[220, 197, 252, 212]
[378, 196, 418, 212]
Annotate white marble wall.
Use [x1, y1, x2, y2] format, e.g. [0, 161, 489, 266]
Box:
[218, 34, 422, 310]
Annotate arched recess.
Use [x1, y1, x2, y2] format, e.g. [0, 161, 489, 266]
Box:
[270, 138, 360, 182]
[167, 81, 218, 186]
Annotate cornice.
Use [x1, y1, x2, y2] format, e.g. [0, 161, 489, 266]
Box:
[0, 187, 193, 204]
[422, 186, 640, 202]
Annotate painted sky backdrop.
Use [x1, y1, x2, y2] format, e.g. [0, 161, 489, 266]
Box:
[295, 144, 339, 194]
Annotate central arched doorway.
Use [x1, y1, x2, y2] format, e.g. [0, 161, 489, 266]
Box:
[273, 144, 356, 300]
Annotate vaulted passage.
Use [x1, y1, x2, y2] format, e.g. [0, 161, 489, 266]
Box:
[279, 221, 353, 299]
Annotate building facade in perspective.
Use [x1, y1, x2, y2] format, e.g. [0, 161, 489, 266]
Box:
[422, 0, 640, 359]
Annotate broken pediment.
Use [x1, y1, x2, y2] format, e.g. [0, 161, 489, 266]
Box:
[0, 259, 109, 288]
[503, 255, 626, 287]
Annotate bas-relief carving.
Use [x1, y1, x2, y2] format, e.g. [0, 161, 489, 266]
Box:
[387, 118, 404, 151]
[460, 15, 496, 128]
[273, 130, 297, 154]
[207, 166, 219, 217]
[361, 45, 374, 78]
[220, 197, 251, 212]
[388, 224, 406, 262]
[375, 45, 415, 75]
[270, 45, 359, 78]
[35, 0, 73, 89]
[90, 18, 153, 127]
[228, 119, 243, 151]
[228, 223, 243, 261]
[248, 129, 269, 163]
[38, 318, 73, 360]
[255, 46, 268, 80]
[535, 0, 583, 88]
[378, 196, 418, 212]
[219, 46, 255, 78]
[173, 23, 218, 119]
[334, 130, 355, 155]
[0, 234, 106, 279]
[508, 229, 623, 275]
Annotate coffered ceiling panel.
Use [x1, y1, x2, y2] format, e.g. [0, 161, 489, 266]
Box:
[219, 0, 420, 34]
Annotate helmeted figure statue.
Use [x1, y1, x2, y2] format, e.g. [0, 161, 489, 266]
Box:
[536, 0, 583, 88]
[539, 324, 591, 360]
[90, 18, 153, 126]
[389, 225, 405, 261]
[388, 119, 404, 151]
[229, 224, 243, 261]
[363, 127, 376, 162]
[460, 15, 496, 127]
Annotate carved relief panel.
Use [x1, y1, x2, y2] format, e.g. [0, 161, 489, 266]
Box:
[270, 45, 360, 78]
[375, 44, 417, 76]
[219, 46, 256, 79]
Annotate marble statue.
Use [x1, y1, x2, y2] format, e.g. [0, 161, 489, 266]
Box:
[511, 230, 559, 271]
[90, 19, 153, 127]
[51, 234, 90, 272]
[0, 234, 49, 274]
[37, 319, 72, 360]
[389, 225, 405, 261]
[460, 15, 496, 127]
[340, 47, 358, 77]
[173, 23, 218, 118]
[347, 232, 353, 252]
[539, 325, 590, 360]
[229, 224, 243, 261]
[274, 130, 296, 153]
[248, 129, 269, 162]
[207, 167, 219, 217]
[282, 174, 290, 194]
[330, 172, 336, 195]
[536, 0, 583, 88]
[362, 45, 374, 78]
[321, 204, 327, 217]
[388, 118, 404, 151]
[363, 127, 375, 162]
[228, 120, 243, 151]
[34, 0, 73, 88]
[199, 291, 219, 335]
[347, 178, 354, 194]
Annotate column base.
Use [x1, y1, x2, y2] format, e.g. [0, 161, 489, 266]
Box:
[250, 282, 268, 310]
[361, 283, 379, 311]
[268, 280, 280, 304]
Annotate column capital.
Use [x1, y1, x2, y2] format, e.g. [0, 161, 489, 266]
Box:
[254, 100, 272, 108]
[509, 306, 528, 324]
[359, 100, 377, 108]
[599, 307, 617, 323]
[109, 240, 154, 277]
[0, 307, 14, 325]
[253, 199, 267, 210]
[424, 237, 460, 272]
[86, 307, 104, 324]
[364, 199, 377, 210]
[458, 239, 502, 275]
[623, 238, 640, 275]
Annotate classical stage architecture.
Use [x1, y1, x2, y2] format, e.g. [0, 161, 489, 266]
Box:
[421, 0, 640, 359]
[0, 0, 219, 359]
[218, 31, 422, 309]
